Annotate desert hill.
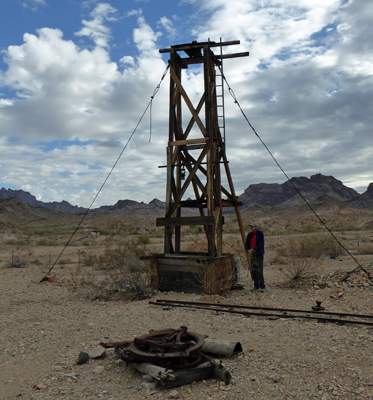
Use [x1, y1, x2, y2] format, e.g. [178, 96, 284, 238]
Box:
[0, 197, 80, 230]
[347, 183, 373, 209]
[237, 173, 363, 208]
[0, 188, 86, 213]
[1, 174, 373, 217]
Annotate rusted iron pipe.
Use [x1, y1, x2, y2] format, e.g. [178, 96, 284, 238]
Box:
[201, 340, 242, 357]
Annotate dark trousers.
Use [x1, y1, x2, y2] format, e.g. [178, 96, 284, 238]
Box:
[251, 255, 265, 289]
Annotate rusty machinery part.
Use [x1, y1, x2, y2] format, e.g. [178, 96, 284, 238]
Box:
[312, 301, 326, 312]
[100, 340, 132, 349]
[150, 300, 373, 327]
[101, 326, 207, 370]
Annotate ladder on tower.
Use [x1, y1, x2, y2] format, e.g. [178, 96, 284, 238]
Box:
[213, 39, 226, 144]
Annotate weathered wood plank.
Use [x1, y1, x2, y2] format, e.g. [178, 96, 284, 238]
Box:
[159, 40, 241, 53]
[221, 199, 242, 207]
[156, 216, 215, 227]
[169, 138, 208, 146]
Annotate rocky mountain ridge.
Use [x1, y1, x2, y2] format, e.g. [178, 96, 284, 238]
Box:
[1, 173, 373, 214]
[237, 173, 369, 208]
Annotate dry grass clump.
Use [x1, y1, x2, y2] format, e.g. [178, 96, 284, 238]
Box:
[69, 239, 153, 300]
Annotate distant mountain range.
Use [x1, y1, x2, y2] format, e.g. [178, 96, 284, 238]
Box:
[237, 173, 373, 209]
[1, 173, 373, 213]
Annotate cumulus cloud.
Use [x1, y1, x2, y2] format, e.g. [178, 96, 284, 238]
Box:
[0, 0, 372, 206]
[21, 0, 46, 10]
[157, 17, 178, 38]
[0, 8, 169, 206]
[75, 3, 118, 48]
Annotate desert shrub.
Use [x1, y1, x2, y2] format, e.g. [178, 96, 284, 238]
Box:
[269, 228, 286, 236]
[271, 253, 286, 265]
[274, 233, 342, 259]
[36, 238, 59, 246]
[150, 229, 164, 238]
[76, 239, 152, 300]
[98, 229, 114, 236]
[189, 226, 202, 235]
[7, 254, 27, 268]
[5, 239, 28, 245]
[355, 243, 373, 255]
[269, 226, 298, 236]
[301, 224, 319, 234]
[81, 251, 96, 266]
[137, 234, 150, 245]
[281, 257, 314, 280]
[343, 224, 358, 231]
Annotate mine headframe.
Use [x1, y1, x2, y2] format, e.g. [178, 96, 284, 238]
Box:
[157, 39, 249, 257]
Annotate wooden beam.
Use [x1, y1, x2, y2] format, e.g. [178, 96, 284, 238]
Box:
[180, 52, 249, 67]
[169, 138, 208, 146]
[159, 40, 241, 53]
[180, 199, 206, 207]
[169, 67, 208, 137]
[156, 216, 215, 227]
[182, 95, 205, 141]
[222, 199, 242, 207]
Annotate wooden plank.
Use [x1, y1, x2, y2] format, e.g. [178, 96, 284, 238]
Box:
[179, 52, 249, 67]
[159, 40, 241, 53]
[180, 144, 207, 151]
[169, 138, 208, 146]
[180, 199, 206, 207]
[156, 216, 215, 227]
[221, 199, 242, 207]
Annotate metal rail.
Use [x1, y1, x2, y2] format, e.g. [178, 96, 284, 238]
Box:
[149, 299, 373, 327]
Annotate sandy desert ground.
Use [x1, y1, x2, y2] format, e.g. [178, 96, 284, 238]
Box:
[1, 221, 373, 400]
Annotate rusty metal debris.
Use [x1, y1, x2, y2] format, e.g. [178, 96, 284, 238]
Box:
[312, 301, 325, 311]
[100, 326, 206, 370]
[100, 326, 234, 388]
[150, 299, 373, 327]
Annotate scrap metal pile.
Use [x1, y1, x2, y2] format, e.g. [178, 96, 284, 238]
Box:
[100, 326, 235, 388]
[100, 325, 206, 370]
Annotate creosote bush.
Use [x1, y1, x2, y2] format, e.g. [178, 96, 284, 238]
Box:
[74, 239, 152, 300]
[137, 234, 150, 245]
[281, 257, 314, 280]
[274, 232, 342, 260]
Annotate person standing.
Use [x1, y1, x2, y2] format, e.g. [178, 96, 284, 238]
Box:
[245, 221, 265, 292]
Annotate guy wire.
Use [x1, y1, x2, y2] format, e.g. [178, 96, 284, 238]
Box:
[41, 64, 170, 281]
[219, 66, 372, 283]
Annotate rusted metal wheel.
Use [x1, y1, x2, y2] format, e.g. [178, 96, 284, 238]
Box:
[120, 326, 206, 369]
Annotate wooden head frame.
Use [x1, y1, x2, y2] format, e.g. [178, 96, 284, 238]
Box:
[157, 40, 249, 257]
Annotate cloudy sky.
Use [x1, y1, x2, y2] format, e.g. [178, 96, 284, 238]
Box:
[0, 0, 372, 207]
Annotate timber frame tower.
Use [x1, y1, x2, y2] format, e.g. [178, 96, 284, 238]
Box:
[156, 39, 249, 258]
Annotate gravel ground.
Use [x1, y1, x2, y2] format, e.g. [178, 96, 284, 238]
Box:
[1, 256, 373, 400]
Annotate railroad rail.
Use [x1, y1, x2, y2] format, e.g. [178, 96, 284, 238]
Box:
[149, 299, 373, 327]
